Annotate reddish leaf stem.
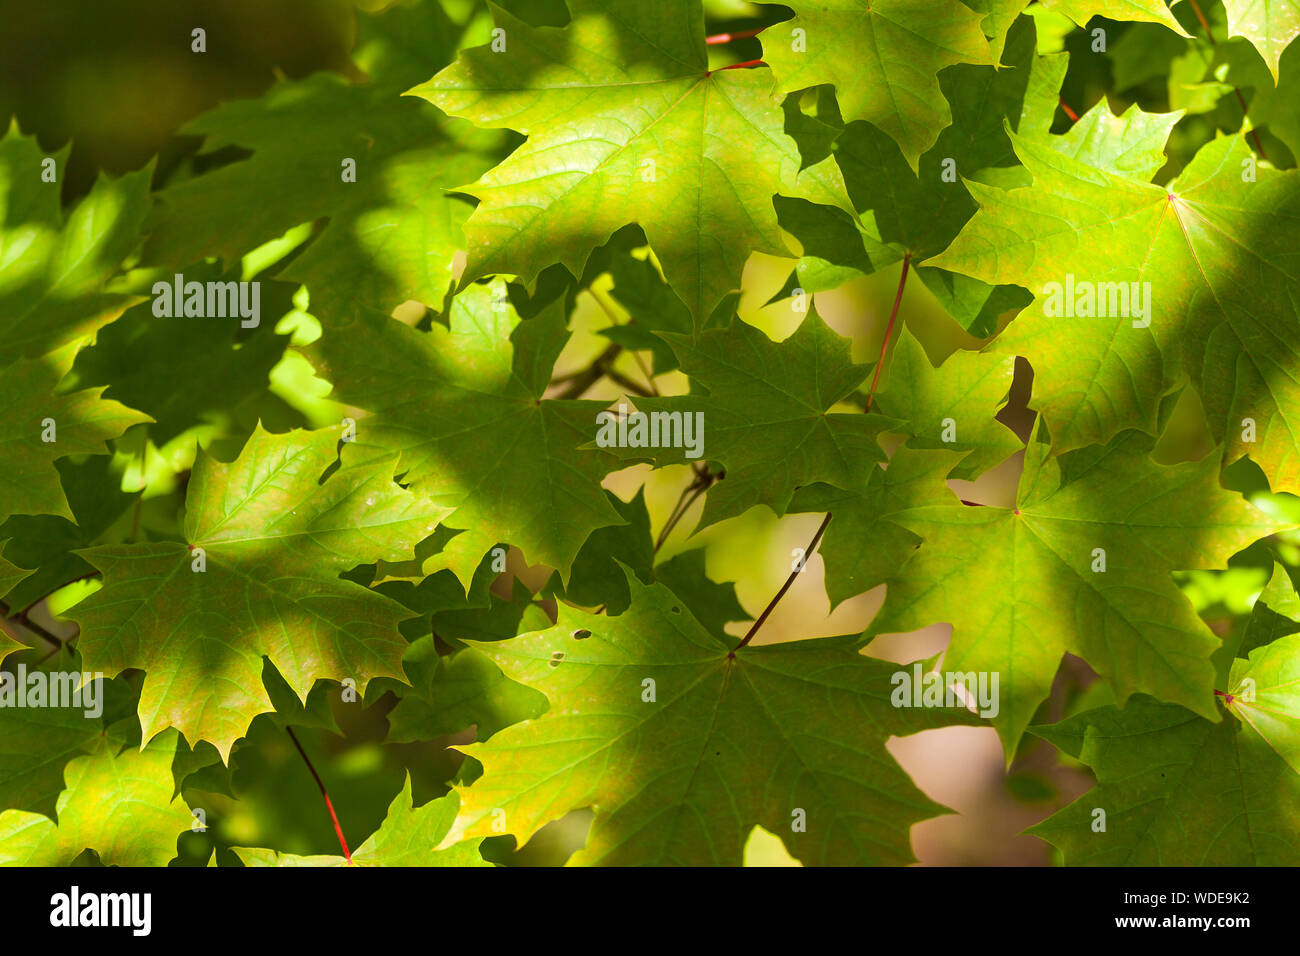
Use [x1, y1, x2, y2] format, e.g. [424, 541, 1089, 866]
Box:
[286, 726, 353, 864]
[709, 59, 766, 74]
[1059, 97, 1080, 123]
[1186, 0, 1213, 35]
[864, 253, 911, 412]
[706, 27, 763, 45]
[731, 512, 832, 655]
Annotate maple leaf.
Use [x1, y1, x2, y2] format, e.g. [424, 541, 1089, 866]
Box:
[310, 281, 625, 587]
[776, 16, 1062, 334]
[546, 489, 655, 614]
[0, 672, 110, 818]
[0, 128, 151, 367]
[870, 430, 1290, 756]
[233, 779, 488, 867]
[143, 0, 500, 322]
[0, 458, 134, 613]
[0, 730, 191, 866]
[444, 572, 977, 866]
[0, 549, 32, 658]
[871, 326, 1021, 480]
[410, 0, 850, 326]
[757, 0, 993, 169]
[1029, 624, 1300, 864]
[382, 643, 549, 744]
[68, 425, 448, 757]
[0, 549, 31, 612]
[1041, 0, 1190, 35]
[790, 445, 966, 608]
[1217, 0, 1300, 80]
[1032, 99, 1184, 180]
[69, 269, 300, 445]
[0, 345, 151, 527]
[966, 0, 1036, 61]
[599, 251, 700, 375]
[652, 549, 750, 639]
[1238, 562, 1300, 657]
[598, 311, 895, 531]
[930, 126, 1300, 492]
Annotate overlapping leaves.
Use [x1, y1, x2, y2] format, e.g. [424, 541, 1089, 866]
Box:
[68, 425, 447, 756]
[412, 0, 851, 326]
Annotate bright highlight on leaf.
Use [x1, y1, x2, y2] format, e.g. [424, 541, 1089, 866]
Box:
[446, 572, 977, 865]
[412, 0, 849, 326]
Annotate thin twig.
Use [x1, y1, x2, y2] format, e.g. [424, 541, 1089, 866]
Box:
[864, 254, 911, 412]
[551, 344, 652, 399]
[653, 468, 716, 553]
[19, 571, 101, 619]
[709, 59, 766, 74]
[286, 726, 353, 864]
[705, 27, 763, 45]
[0, 600, 67, 651]
[604, 365, 656, 398]
[731, 512, 832, 655]
[630, 349, 660, 396]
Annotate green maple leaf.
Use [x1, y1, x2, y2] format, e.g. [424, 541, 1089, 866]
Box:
[930, 127, 1300, 491]
[69, 268, 300, 445]
[546, 489, 654, 614]
[0, 729, 191, 866]
[0, 128, 151, 368]
[1, 547, 39, 725]
[68, 425, 448, 757]
[598, 252, 699, 375]
[1218, 0, 1300, 80]
[143, 0, 500, 322]
[652, 549, 749, 639]
[1238, 562, 1300, 657]
[1228, 627, 1300, 775]
[0, 662, 131, 818]
[233, 780, 488, 867]
[382, 643, 549, 744]
[1041, 0, 1189, 34]
[0, 699, 104, 820]
[599, 312, 894, 531]
[0, 549, 31, 618]
[0, 459, 134, 612]
[776, 16, 1062, 333]
[410, 0, 849, 326]
[870, 430, 1289, 756]
[310, 282, 625, 587]
[790, 445, 966, 608]
[871, 326, 1021, 480]
[0, 345, 151, 527]
[1029, 632, 1300, 864]
[967, 0, 1035, 60]
[756, 0, 993, 169]
[1034, 100, 1183, 180]
[444, 573, 977, 865]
